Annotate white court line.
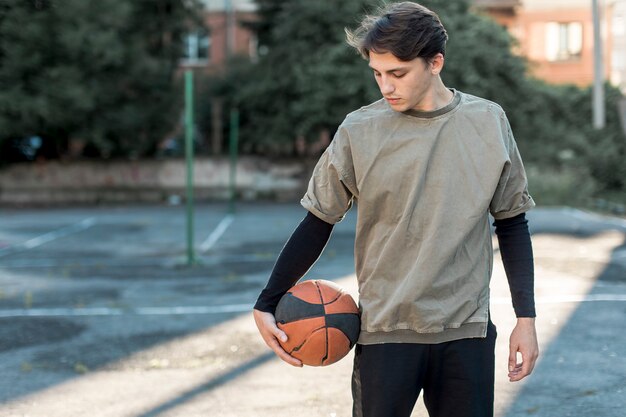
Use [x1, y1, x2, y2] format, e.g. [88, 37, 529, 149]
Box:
[200, 214, 234, 253]
[492, 294, 626, 304]
[0, 253, 271, 268]
[2, 295, 626, 318]
[0, 304, 253, 318]
[0, 217, 96, 257]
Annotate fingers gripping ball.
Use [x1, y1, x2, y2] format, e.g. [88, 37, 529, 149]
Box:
[275, 279, 361, 366]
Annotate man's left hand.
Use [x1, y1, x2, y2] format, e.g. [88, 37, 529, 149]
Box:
[508, 317, 539, 382]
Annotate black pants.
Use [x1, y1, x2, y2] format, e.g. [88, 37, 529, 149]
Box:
[352, 321, 497, 417]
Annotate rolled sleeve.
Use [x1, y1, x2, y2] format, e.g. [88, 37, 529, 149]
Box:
[490, 114, 536, 220]
[300, 128, 357, 224]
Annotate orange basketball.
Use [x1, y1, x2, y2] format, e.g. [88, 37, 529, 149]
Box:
[275, 279, 360, 366]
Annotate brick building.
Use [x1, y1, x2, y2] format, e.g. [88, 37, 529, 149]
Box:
[475, 0, 626, 92]
[179, 0, 258, 73]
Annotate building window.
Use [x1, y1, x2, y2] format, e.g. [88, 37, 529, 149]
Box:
[181, 29, 211, 64]
[613, 15, 625, 36]
[545, 22, 583, 62]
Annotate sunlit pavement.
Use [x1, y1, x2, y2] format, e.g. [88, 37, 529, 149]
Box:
[0, 204, 624, 417]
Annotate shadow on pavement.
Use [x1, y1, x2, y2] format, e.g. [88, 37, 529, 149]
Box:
[0, 205, 356, 408]
[133, 352, 276, 417]
[501, 227, 626, 417]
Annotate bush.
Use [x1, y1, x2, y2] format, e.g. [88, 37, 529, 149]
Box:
[526, 163, 598, 207]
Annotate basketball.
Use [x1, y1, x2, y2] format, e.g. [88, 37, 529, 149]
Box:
[274, 279, 360, 366]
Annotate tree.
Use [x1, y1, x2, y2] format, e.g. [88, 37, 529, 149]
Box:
[225, 0, 380, 155]
[0, 0, 202, 162]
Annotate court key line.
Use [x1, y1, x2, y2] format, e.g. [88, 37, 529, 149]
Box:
[2, 294, 626, 318]
[199, 214, 234, 253]
[0, 217, 96, 258]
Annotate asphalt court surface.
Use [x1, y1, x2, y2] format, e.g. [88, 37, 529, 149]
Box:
[0, 203, 357, 407]
[0, 202, 625, 417]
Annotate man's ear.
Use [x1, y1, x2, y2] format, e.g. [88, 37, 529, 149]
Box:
[430, 53, 445, 75]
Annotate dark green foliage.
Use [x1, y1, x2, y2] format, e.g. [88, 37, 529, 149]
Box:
[205, 0, 624, 197]
[0, 0, 202, 161]
[203, 0, 380, 155]
[2, 0, 623, 200]
[575, 86, 626, 193]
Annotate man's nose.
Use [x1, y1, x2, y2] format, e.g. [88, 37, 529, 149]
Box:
[380, 78, 394, 95]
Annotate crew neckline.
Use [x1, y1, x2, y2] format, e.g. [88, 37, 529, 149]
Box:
[402, 88, 460, 119]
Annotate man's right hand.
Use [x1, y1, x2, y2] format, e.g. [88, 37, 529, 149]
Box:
[253, 309, 303, 367]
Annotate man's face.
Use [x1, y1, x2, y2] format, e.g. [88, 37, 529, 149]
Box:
[368, 51, 437, 112]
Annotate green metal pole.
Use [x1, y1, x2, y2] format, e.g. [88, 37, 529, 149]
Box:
[229, 108, 239, 213]
[185, 70, 195, 265]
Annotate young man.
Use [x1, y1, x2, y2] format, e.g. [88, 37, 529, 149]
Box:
[253, 2, 539, 417]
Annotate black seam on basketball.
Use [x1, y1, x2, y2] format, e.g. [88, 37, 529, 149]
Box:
[314, 281, 332, 365]
[323, 290, 343, 305]
[313, 280, 325, 304]
[289, 325, 326, 353]
[322, 324, 329, 365]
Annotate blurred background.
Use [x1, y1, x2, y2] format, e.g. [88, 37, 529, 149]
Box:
[1, 2, 625, 416]
[0, 0, 624, 211]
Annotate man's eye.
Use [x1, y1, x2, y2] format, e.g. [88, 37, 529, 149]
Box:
[393, 73, 406, 78]
[374, 72, 381, 77]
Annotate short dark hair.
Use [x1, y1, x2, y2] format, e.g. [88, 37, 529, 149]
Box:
[346, 2, 448, 62]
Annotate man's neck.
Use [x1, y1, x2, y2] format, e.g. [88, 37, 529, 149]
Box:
[413, 81, 454, 112]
